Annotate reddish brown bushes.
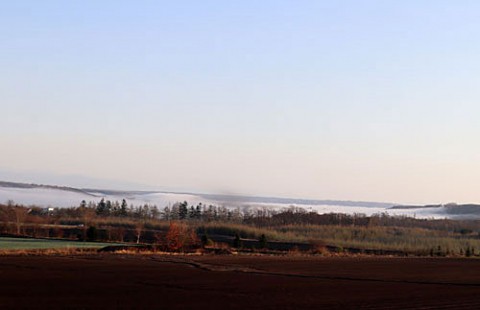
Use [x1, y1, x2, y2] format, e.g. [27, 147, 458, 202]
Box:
[165, 222, 199, 252]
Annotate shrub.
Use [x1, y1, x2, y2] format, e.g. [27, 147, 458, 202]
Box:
[258, 234, 267, 249]
[201, 234, 214, 247]
[165, 222, 199, 252]
[86, 226, 98, 242]
[233, 233, 242, 248]
[309, 239, 327, 255]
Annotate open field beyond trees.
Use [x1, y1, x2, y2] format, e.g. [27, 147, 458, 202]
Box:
[0, 237, 120, 251]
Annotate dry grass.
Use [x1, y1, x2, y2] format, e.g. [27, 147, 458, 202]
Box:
[0, 247, 99, 256]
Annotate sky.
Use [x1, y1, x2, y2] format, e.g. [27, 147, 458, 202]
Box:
[1, 1, 480, 204]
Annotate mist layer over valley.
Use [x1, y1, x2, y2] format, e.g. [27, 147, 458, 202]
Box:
[1, 181, 478, 219]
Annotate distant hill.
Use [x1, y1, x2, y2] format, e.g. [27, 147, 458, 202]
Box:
[390, 203, 480, 219]
[390, 204, 444, 210]
[6, 180, 478, 219]
[0, 180, 395, 209]
[197, 193, 395, 208]
[0, 181, 95, 196]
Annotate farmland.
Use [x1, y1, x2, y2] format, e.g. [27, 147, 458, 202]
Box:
[1, 254, 480, 309]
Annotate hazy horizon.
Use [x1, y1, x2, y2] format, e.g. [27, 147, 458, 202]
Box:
[2, 1, 480, 205]
[1, 168, 397, 204]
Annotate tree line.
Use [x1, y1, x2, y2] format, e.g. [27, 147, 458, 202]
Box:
[2, 199, 480, 256]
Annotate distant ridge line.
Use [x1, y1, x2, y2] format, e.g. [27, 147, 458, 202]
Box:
[0, 181, 96, 197]
[0, 180, 396, 208]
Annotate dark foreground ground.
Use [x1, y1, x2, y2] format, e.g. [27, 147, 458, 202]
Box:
[1, 254, 480, 309]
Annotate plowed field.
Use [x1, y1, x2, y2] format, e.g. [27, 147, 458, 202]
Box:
[1, 255, 479, 309]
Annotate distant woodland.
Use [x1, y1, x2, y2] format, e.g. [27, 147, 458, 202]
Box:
[2, 199, 480, 256]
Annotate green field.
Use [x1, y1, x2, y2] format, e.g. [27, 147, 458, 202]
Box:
[0, 237, 121, 250]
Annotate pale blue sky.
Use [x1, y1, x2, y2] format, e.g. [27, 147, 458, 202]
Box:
[1, 1, 480, 204]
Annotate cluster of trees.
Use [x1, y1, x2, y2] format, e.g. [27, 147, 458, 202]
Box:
[0, 201, 29, 235]
[66, 199, 477, 230]
[4, 198, 480, 236]
[60, 199, 247, 222]
[75, 199, 158, 219]
[3, 198, 480, 256]
[246, 209, 480, 234]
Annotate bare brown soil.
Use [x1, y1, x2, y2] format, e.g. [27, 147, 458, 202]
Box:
[1, 254, 480, 309]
